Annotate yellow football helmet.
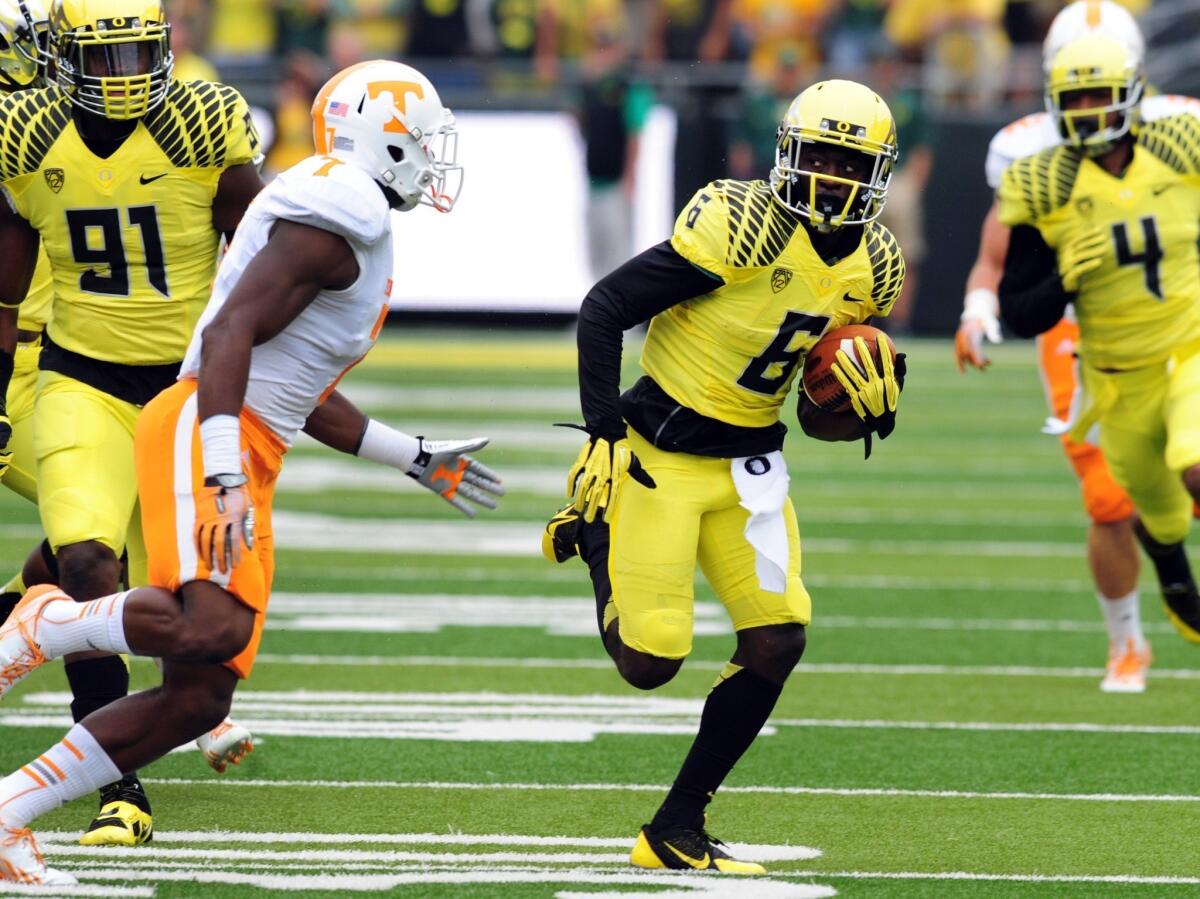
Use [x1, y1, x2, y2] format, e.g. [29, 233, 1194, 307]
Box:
[1046, 34, 1143, 156]
[770, 79, 898, 231]
[0, 0, 48, 91]
[49, 0, 173, 119]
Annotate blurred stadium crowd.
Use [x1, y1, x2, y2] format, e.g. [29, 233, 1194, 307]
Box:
[175, 0, 1195, 330]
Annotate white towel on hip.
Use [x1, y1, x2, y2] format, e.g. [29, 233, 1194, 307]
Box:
[731, 451, 790, 594]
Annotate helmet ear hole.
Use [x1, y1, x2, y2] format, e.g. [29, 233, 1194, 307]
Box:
[387, 145, 405, 163]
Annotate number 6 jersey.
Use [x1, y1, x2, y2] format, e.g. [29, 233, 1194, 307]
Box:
[0, 80, 261, 368]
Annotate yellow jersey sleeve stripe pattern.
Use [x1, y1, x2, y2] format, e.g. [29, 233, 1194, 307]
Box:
[722, 179, 802, 269]
[865, 222, 905, 315]
[142, 80, 259, 169]
[998, 146, 1083, 226]
[0, 88, 72, 182]
[1137, 114, 1200, 176]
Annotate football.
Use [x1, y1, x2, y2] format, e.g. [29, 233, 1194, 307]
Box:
[802, 324, 898, 413]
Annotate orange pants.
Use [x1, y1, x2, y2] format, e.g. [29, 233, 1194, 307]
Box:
[1037, 318, 1135, 525]
[135, 379, 284, 678]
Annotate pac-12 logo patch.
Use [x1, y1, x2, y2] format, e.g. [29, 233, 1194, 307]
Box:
[771, 267, 793, 293]
[44, 168, 64, 193]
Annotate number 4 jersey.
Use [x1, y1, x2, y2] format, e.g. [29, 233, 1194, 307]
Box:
[997, 114, 1200, 370]
[649, 178, 904, 429]
[0, 80, 261, 368]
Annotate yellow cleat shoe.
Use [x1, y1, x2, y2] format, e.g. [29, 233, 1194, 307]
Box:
[1162, 586, 1200, 644]
[1100, 639, 1152, 693]
[630, 822, 766, 874]
[79, 776, 153, 847]
[542, 503, 581, 564]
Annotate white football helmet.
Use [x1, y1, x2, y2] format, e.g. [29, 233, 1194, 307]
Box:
[0, 0, 48, 91]
[1043, 0, 1144, 71]
[311, 60, 462, 213]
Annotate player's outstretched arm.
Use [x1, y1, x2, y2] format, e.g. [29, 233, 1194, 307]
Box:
[304, 391, 505, 518]
[570, 241, 717, 522]
[955, 202, 1010, 373]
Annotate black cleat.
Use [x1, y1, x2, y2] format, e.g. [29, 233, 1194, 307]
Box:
[80, 774, 153, 846]
[1162, 584, 1200, 644]
[630, 821, 765, 874]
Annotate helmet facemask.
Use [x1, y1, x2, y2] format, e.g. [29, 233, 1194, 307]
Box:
[1049, 79, 1142, 156]
[0, 0, 48, 90]
[54, 16, 172, 119]
[381, 115, 462, 213]
[771, 126, 895, 232]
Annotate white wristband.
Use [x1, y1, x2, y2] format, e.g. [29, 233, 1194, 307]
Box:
[199, 415, 242, 478]
[357, 418, 421, 472]
[962, 288, 999, 322]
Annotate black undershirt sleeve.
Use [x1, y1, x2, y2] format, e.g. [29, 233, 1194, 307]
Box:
[577, 240, 723, 438]
[998, 224, 1073, 339]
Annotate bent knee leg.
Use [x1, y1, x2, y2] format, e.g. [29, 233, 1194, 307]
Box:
[176, 582, 256, 663]
[615, 647, 683, 691]
[736, 623, 807, 683]
[618, 606, 694, 661]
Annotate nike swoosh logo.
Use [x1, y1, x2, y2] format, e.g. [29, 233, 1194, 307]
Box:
[1151, 183, 1175, 196]
[663, 841, 710, 869]
[843, 292, 867, 303]
[139, 173, 168, 185]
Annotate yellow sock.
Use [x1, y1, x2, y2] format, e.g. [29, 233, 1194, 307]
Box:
[711, 661, 743, 691]
[1, 570, 25, 596]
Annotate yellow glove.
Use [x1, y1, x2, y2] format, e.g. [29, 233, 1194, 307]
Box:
[830, 336, 903, 430]
[0, 413, 10, 481]
[1058, 226, 1107, 293]
[567, 435, 656, 524]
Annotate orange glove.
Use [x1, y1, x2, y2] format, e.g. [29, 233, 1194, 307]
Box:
[194, 474, 255, 575]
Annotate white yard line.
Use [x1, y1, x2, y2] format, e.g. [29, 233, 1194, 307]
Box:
[135, 777, 1200, 804]
[268, 512, 1110, 558]
[0, 888, 153, 898]
[252, 653, 1200, 682]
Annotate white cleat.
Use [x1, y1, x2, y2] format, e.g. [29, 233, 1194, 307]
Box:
[196, 718, 254, 773]
[0, 824, 76, 886]
[1100, 639, 1152, 693]
[0, 585, 69, 699]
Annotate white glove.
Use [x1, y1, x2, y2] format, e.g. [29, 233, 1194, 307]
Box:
[955, 288, 1003, 372]
[407, 437, 505, 517]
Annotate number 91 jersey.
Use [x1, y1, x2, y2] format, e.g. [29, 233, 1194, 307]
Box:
[648, 178, 905, 429]
[997, 114, 1200, 370]
[0, 81, 262, 366]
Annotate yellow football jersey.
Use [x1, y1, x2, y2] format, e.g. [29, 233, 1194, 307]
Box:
[651, 179, 904, 428]
[0, 80, 261, 366]
[998, 114, 1200, 369]
[11, 246, 52, 332]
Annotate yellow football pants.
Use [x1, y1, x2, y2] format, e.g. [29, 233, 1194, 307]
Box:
[605, 429, 811, 660]
[0, 339, 41, 503]
[33, 371, 147, 586]
[1087, 345, 1200, 545]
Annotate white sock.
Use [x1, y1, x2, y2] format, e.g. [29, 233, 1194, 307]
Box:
[0, 725, 121, 829]
[1098, 590, 1146, 649]
[34, 591, 132, 660]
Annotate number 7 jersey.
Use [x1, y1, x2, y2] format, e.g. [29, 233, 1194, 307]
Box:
[0, 81, 261, 365]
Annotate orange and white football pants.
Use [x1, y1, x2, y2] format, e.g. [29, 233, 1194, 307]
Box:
[1037, 318, 1135, 525]
[135, 379, 284, 678]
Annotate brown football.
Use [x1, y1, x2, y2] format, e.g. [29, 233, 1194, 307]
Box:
[802, 324, 898, 413]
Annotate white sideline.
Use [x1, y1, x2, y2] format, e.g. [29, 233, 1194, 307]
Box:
[135, 777, 1200, 803]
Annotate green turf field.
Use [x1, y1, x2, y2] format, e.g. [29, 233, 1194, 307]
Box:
[1, 331, 1197, 898]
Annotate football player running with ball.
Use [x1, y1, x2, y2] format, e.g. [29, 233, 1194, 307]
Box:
[0, 60, 503, 886]
[998, 36, 1200, 660]
[0, 0, 262, 845]
[543, 79, 906, 873]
